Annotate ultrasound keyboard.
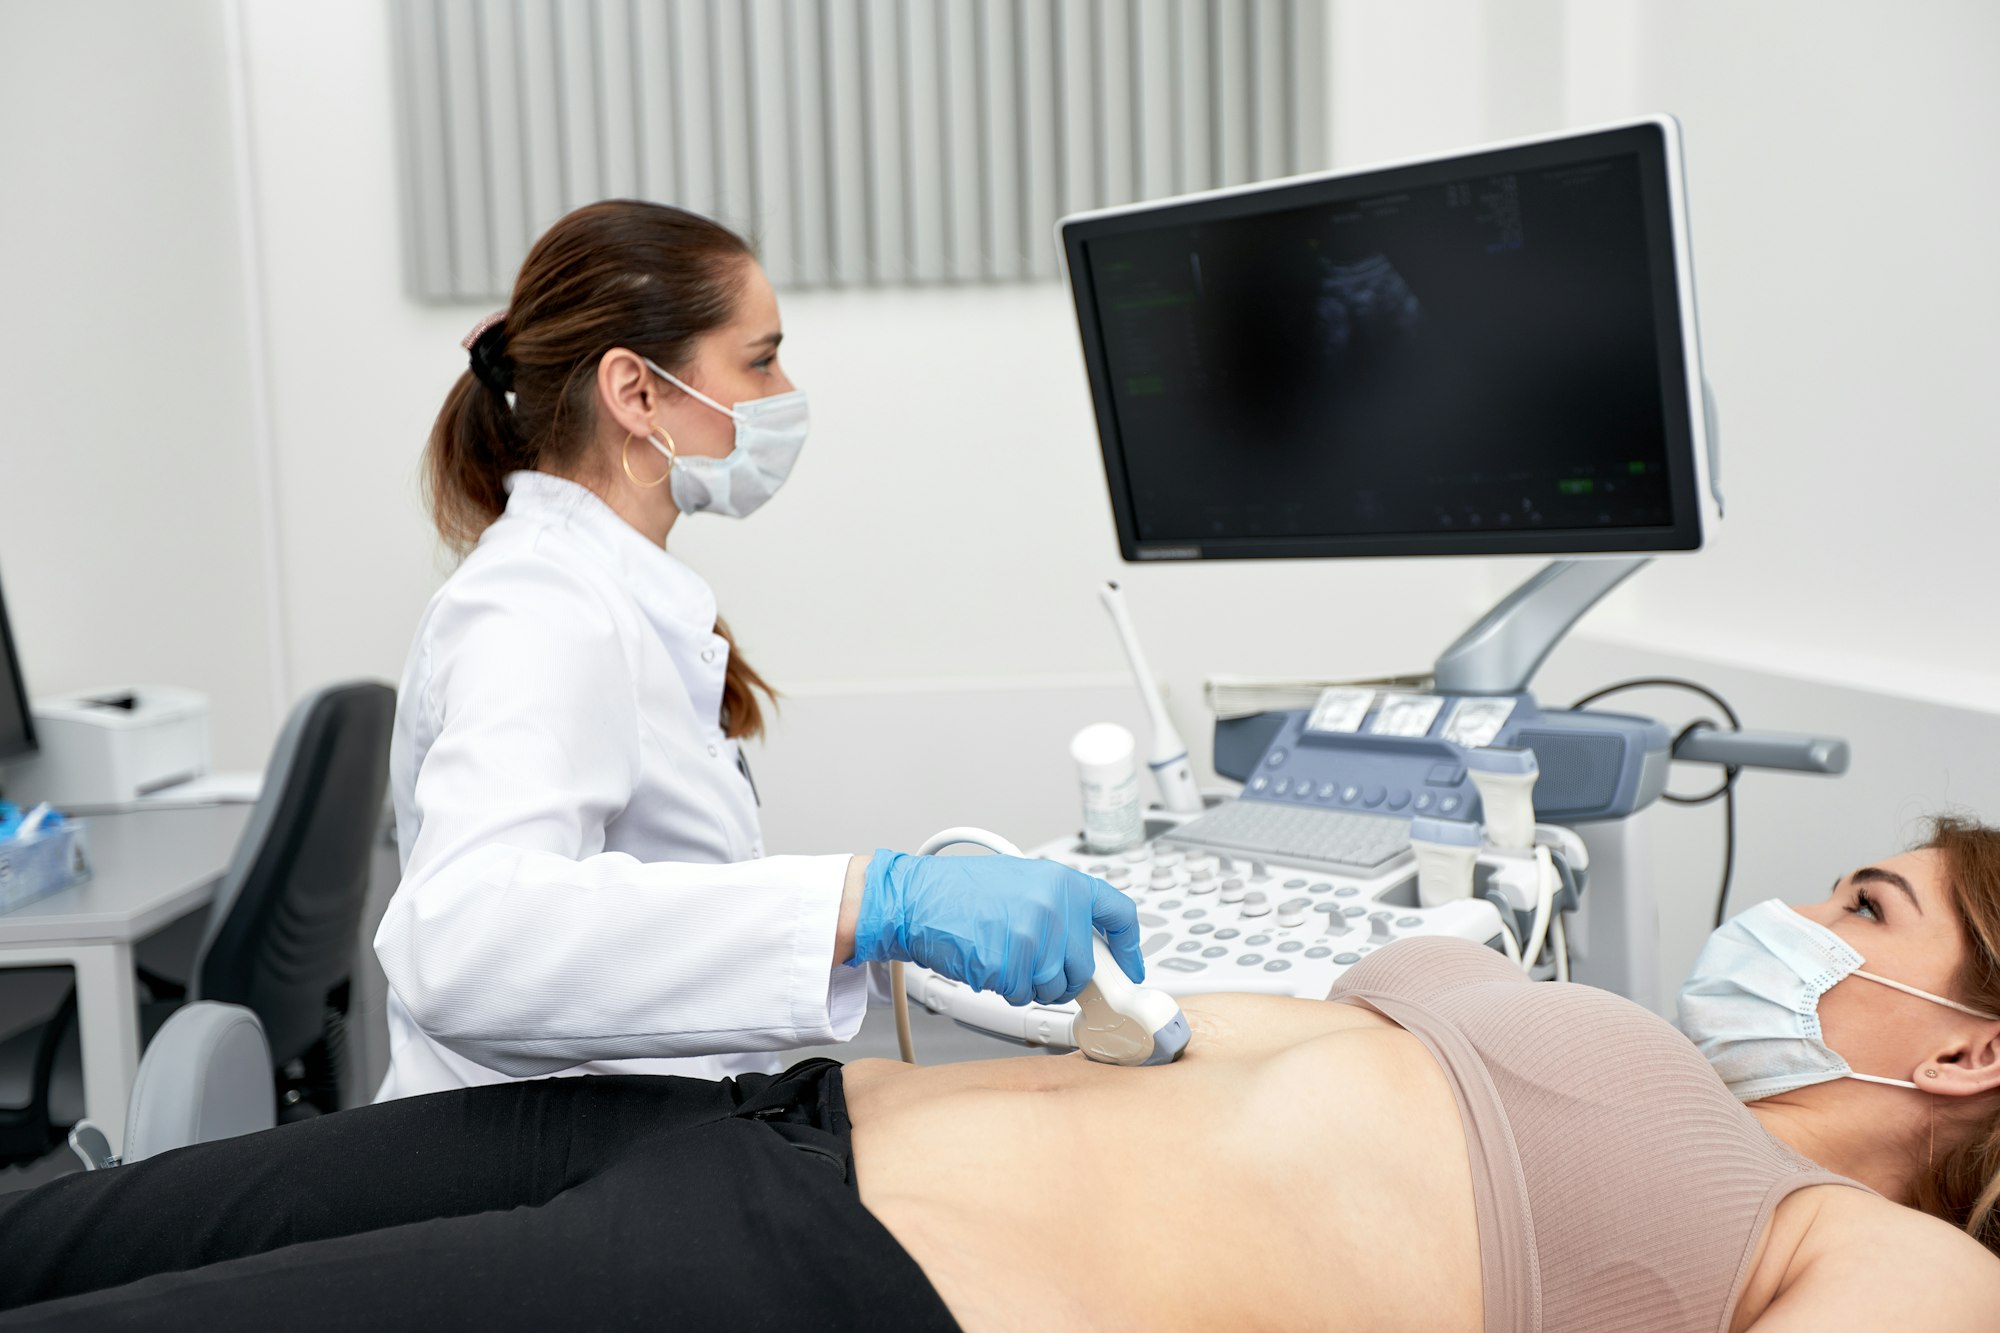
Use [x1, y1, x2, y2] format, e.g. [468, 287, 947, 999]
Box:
[1155, 801, 1411, 875]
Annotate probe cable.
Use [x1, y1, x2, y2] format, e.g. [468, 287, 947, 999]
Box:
[1567, 677, 1744, 931]
[888, 827, 1035, 1066]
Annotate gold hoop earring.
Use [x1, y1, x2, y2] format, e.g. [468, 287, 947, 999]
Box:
[621, 425, 674, 488]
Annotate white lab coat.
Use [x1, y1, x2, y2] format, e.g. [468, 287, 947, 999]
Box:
[373, 469, 866, 1101]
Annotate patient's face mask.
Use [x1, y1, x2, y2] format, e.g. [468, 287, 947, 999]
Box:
[642, 356, 808, 519]
[1676, 897, 2000, 1102]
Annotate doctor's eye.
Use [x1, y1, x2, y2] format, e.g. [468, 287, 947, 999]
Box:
[1849, 889, 1882, 922]
[751, 355, 775, 372]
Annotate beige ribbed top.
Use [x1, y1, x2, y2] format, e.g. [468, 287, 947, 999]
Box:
[1328, 936, 1873, 1333]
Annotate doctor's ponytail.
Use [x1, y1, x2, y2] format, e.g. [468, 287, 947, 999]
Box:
[424, 199, 775, 739]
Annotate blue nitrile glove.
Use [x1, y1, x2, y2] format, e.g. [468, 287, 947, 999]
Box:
[849, 850, 1146, 1006]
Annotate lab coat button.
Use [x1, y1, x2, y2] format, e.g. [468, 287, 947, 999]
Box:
[707, 744, 720, 758]
[702, 648, 718, 664]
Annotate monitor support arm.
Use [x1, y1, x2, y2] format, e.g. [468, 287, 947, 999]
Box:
[1432, 557, 1651, 696]
[1430, 376, 1718, 696]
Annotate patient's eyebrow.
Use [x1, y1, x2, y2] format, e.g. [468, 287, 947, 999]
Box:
[1850, 866, 1923, 916]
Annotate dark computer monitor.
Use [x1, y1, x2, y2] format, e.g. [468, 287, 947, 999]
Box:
[1060, 117, 1716, 562]
[0, 560, 37, 764]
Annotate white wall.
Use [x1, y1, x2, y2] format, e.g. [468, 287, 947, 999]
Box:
[232, 0, 1510, 826]
[233, 0, 2000, 741]
[0, 0, 278, 769]
[1560, 0, 2000, 706]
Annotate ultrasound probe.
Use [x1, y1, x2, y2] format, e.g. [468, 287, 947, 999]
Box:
[892, 827, 1192, 1067]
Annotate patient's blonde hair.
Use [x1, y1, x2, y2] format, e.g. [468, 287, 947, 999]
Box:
[1910, 815, 2000, 1255]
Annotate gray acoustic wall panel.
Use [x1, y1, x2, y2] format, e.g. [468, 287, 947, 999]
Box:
[392, 0, 1330, 300]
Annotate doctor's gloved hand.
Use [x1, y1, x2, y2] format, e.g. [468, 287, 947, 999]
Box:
[848, 850, 1145, 1006]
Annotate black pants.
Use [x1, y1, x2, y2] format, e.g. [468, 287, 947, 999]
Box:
[0, 1060, 959, 1331]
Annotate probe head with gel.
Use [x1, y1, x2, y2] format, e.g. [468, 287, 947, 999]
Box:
[1072, 936, 1192, 1067]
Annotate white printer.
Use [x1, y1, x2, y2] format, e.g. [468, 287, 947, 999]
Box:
[13, 686, 211, 806]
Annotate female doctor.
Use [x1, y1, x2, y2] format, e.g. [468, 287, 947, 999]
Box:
[373, 200, 1143, 1099]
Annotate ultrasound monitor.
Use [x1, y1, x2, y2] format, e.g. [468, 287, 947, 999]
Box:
[0, 560, 35, 765]
[1060, 117, 1716, 562]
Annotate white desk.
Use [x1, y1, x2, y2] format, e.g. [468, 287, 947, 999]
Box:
[0, 805, 249, 1154]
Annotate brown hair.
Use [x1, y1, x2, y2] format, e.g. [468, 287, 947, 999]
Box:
[424, 200, 777, 739]
[1908, 814, 2000, 1254]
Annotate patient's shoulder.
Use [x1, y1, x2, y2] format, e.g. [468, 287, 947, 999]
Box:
[1752, 1188, 2000, 1331]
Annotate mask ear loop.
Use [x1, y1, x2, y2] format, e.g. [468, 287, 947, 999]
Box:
[621, 424, 676, 488]
[1851, 968, 2000, 1020]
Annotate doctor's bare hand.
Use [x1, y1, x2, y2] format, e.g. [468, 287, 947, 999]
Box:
[844, 850, 1144, 1005]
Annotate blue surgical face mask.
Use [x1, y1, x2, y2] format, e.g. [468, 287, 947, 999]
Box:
[641, 356, 808, 519]
[1676, 897, 2000, 1102]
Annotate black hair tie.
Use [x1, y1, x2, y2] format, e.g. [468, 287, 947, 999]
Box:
[465, 316, 515, 397]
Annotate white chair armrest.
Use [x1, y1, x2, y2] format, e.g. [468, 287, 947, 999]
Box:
[123, 1001, 274, 1164]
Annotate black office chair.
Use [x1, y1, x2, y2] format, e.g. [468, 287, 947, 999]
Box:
[0, 991, 75, 1165]
[0, 680, 395, 1165]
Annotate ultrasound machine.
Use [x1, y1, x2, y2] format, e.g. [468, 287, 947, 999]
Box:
[902, 117, 1849, 1055]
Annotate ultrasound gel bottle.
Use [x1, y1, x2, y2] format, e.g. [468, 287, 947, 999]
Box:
[1072, 723, 1145, 854]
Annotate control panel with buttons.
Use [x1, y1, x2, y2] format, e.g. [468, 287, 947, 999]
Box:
[1213, 691, 1673, 826]
[1240, 725, 1476, 820]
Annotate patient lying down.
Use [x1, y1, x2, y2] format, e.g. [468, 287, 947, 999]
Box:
[5, 819, 2000, 1331]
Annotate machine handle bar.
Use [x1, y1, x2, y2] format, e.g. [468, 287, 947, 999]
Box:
[1672, 726, 1848, 775]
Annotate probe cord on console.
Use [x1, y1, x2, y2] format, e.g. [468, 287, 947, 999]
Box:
[1567, 677, 1743, 931]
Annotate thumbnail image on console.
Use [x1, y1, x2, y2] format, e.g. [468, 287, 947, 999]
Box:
[1086, 154, 1673, 544]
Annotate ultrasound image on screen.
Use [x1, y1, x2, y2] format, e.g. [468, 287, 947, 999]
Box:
[1085, 155, 1672, 544]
